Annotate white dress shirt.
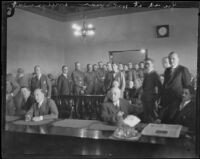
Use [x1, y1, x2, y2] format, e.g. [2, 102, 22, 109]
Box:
[179, 100, 191, 111]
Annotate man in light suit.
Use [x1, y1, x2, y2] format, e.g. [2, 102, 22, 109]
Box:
[101, 87, 140, 125]
[161, 52, 191, 122]
[30, 65, 51, 98]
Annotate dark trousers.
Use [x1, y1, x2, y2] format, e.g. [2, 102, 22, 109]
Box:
[142, 98, 158, 123]
[6, 98, 16, 115]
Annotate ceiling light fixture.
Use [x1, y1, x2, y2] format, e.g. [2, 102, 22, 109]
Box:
[72, 18, 96, 38]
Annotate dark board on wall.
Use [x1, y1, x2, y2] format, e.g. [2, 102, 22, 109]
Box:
[109, 50, 146, 65]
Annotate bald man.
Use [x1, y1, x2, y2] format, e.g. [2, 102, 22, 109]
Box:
[161, 52, 192, 122]
[25, 89, 58, 121]
[101, 87, 140, 125]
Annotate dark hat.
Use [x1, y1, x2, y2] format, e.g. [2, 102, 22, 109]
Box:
[17, 68, 24, 74]
[48, 74, 55, 80]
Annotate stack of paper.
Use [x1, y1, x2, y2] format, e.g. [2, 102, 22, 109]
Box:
[141, 123, 182, 138]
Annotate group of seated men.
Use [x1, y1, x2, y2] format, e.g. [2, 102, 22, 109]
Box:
[6, 51, 196, 131]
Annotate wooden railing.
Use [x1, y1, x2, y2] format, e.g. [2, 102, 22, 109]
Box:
[52, 95, 105, 120]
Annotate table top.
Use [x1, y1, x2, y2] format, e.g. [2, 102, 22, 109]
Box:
[4, 116, 193, 144]
[3, 116, 198, 158]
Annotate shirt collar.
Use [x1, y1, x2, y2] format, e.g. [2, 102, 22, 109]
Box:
[147, 69, 154, 73]
[180, 100, 191, 110]
[63, 73, 67, 77]
[183, 100, 191, 106]
[38, 98, 44, 108]
[113, 100, 120, 107]
[172, 64, 178, 69]
[37, 74, 42, 80]
[18, 74, 24, 78]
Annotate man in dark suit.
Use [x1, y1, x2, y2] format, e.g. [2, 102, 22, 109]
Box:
[92, 64, 100, 94]
[167, 86, 196, 131]
[104, 62, 113, 93]
[161, 52, 192, 122]
[57, 65, 71, 96]
[30, 65, 51, 98]
[17, 86, 35, 115]
[138, 61, 145, 83]
[71, 62, 86, 95]
[25, 88, 58, 121]
[96, 61, 106, 94]
[141, 58, 162, 123]
[6, 74, 20, 115]
[15, 68, 30, 112]
[101, 87, 140, 125]
[126, 62, 139, 99]
[112, 63, 126, 98]
[84, 64, 96, 95]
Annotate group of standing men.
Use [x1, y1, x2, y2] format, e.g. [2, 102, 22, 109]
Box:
[6, 51, 196, 129]
[101, 51, 195, 131]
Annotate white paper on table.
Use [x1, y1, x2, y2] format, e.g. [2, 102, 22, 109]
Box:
[141, 123, 182, 138]
[123, 115, 141, 127]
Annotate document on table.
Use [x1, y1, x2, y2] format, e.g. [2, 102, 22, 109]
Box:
[141, 123, 182, 138]
[13, 119, 54, 125]
[6, 116, 22, 122]
[52, 119, 98, 128]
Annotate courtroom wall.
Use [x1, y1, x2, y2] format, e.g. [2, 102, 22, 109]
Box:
[7, 8, 198, 77]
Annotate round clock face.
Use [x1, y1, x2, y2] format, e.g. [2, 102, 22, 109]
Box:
[158, 27, 167, 36]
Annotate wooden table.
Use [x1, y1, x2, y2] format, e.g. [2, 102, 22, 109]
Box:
[2, 116, 198, 158]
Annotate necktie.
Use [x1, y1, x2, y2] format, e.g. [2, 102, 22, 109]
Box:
[179, 102, 185, 111]
[170, 68, 175, 75]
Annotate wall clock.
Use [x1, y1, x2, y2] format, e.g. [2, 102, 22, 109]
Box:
[156, 25, 169, 38]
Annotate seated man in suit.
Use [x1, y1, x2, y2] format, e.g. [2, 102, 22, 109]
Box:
[101, 87, 140, 125]
[16, 86, 35, 115]
[6, 73, 20, 115]
[25, 88, 59, 121]
[167, 85, 196, 131]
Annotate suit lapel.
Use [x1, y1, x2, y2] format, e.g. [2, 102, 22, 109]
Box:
[166, 65, 181, 85]
[39, 98, 47, 113]
[39, 74, 43, 88]
[178, 101, 193, 117]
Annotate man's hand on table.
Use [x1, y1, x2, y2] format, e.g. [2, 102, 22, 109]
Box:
[116, 111, 125, 126]
[32, 116, 43, 122]
[117, 111, 124, 117]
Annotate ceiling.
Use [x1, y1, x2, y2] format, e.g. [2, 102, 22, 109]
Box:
[16, 1, 199, 22]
